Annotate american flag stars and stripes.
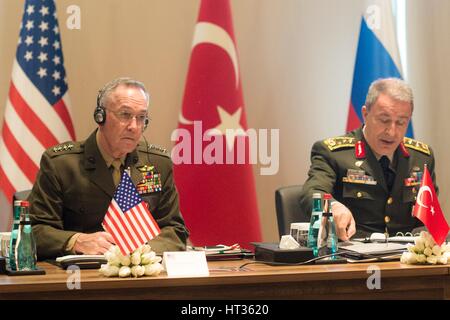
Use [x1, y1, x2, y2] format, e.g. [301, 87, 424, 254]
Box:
[102, 172, 161, 256]
[0, 0, 76, 210]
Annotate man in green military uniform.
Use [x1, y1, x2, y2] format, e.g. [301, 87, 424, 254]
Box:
[29, 77, 189, 259]
[299, 78, 437, 241]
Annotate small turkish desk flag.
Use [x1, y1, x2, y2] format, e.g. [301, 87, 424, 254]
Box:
[412, 166, 449, 245]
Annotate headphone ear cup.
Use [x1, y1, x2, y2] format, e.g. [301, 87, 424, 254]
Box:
[94, 106, 106, 125]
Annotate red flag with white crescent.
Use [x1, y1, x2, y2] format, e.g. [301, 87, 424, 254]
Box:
[172, 0, 262, 247]
[413, 166, 449, 245]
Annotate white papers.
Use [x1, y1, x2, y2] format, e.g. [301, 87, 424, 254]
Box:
[386, 236, 416, 243]
[187, 244, 242, 255]
[339, 242, 408, 263]
[56, 254, 106, 263]
[163, 251, 209, 277]
[341, 242, 407, 255]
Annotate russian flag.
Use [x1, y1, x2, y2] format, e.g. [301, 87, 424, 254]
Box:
[346, 0, 414, 138]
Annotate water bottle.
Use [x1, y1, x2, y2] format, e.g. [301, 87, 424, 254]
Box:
[8, 200, 22, 270]
[15, 201, 37, 271]
[307, 192, 322, 256]
[317, 193, 338, 258]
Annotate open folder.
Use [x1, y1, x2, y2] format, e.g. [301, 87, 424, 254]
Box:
[55, 255, 107, 269]
[187, 244, 254, 261]
[339, 242, 408, 262]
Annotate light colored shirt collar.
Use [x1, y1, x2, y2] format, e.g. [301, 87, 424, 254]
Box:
[96, 130, 125, 168]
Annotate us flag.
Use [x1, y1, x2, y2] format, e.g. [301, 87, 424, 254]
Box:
[102, 171, 161, 256]
[0, 0, 75, 211]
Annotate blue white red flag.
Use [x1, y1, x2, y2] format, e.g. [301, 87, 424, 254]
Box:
[102, 172, 161, 256]
[346, 0, 414, 138]
[0, 0, 75, 208]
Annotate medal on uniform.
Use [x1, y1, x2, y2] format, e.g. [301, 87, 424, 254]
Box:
[404, 169, 423, 187]
[343, 169, 377, 185]
[136, 165, 162, 195]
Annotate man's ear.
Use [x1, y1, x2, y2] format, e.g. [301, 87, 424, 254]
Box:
[361, 105, 368, 123]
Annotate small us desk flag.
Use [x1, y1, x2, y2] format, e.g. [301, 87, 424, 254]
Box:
[413, 166, 449, 246]
[346, 0, 414, 138]
[0, 0, 75, 229]
[102, 172, 161, 256]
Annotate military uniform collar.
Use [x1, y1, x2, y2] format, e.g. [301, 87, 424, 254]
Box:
[82, 130, 148, 197]
[361, 126, 393, 162]
[83, 129, 141, 168]
[355, 126, 408, 161]
[95, 130, 126, 168]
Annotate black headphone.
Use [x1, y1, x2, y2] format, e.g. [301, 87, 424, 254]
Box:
[93, 90, 106, 125]
[93, 90, 149, 131]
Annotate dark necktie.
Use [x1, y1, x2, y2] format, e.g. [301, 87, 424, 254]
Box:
[379, 156, 395, 192]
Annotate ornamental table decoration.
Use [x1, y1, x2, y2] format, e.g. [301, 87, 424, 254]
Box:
[400, 231, 450, 265]
[99, 244, 163, 278]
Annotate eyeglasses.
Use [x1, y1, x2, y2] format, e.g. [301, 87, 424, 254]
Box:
[107, 109, 149, 126]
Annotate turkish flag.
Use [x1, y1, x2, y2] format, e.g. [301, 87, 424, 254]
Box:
[172, 0, 262, 247]
[413, 166, 449, 245]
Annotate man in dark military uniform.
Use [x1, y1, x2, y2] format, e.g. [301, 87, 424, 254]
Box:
[299, 78, 437, 241]
[29, 77, 189, 259]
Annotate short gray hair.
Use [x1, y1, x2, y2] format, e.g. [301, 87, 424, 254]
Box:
[365, 78, 414, 112]
[97, 77, 150, 109]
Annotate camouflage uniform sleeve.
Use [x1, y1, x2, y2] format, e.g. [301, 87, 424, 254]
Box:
[29, 152, 77, 260]
[146, 156, 189, 254]
[298, 140, 338, 219]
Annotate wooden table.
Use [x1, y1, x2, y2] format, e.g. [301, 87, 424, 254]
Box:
[0, 259, 449, 299]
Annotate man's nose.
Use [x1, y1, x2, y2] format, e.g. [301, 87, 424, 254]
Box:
[385, 122, 397, 136]
[126, 117, 140, 131]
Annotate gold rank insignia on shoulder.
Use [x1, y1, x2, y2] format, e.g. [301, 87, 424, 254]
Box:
[52, 143, 74, 153]
[323, 137, 356, 151]
[136, 165, 162, 194]
[403, 137, 431, 155]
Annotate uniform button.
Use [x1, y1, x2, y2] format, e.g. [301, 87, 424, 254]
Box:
[384, 216, 391, 224]
[387, 197, 393, 205]
[88, 156, 95, 163]
[356, 192, 363, 198]
[412, 188, 417, 194]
